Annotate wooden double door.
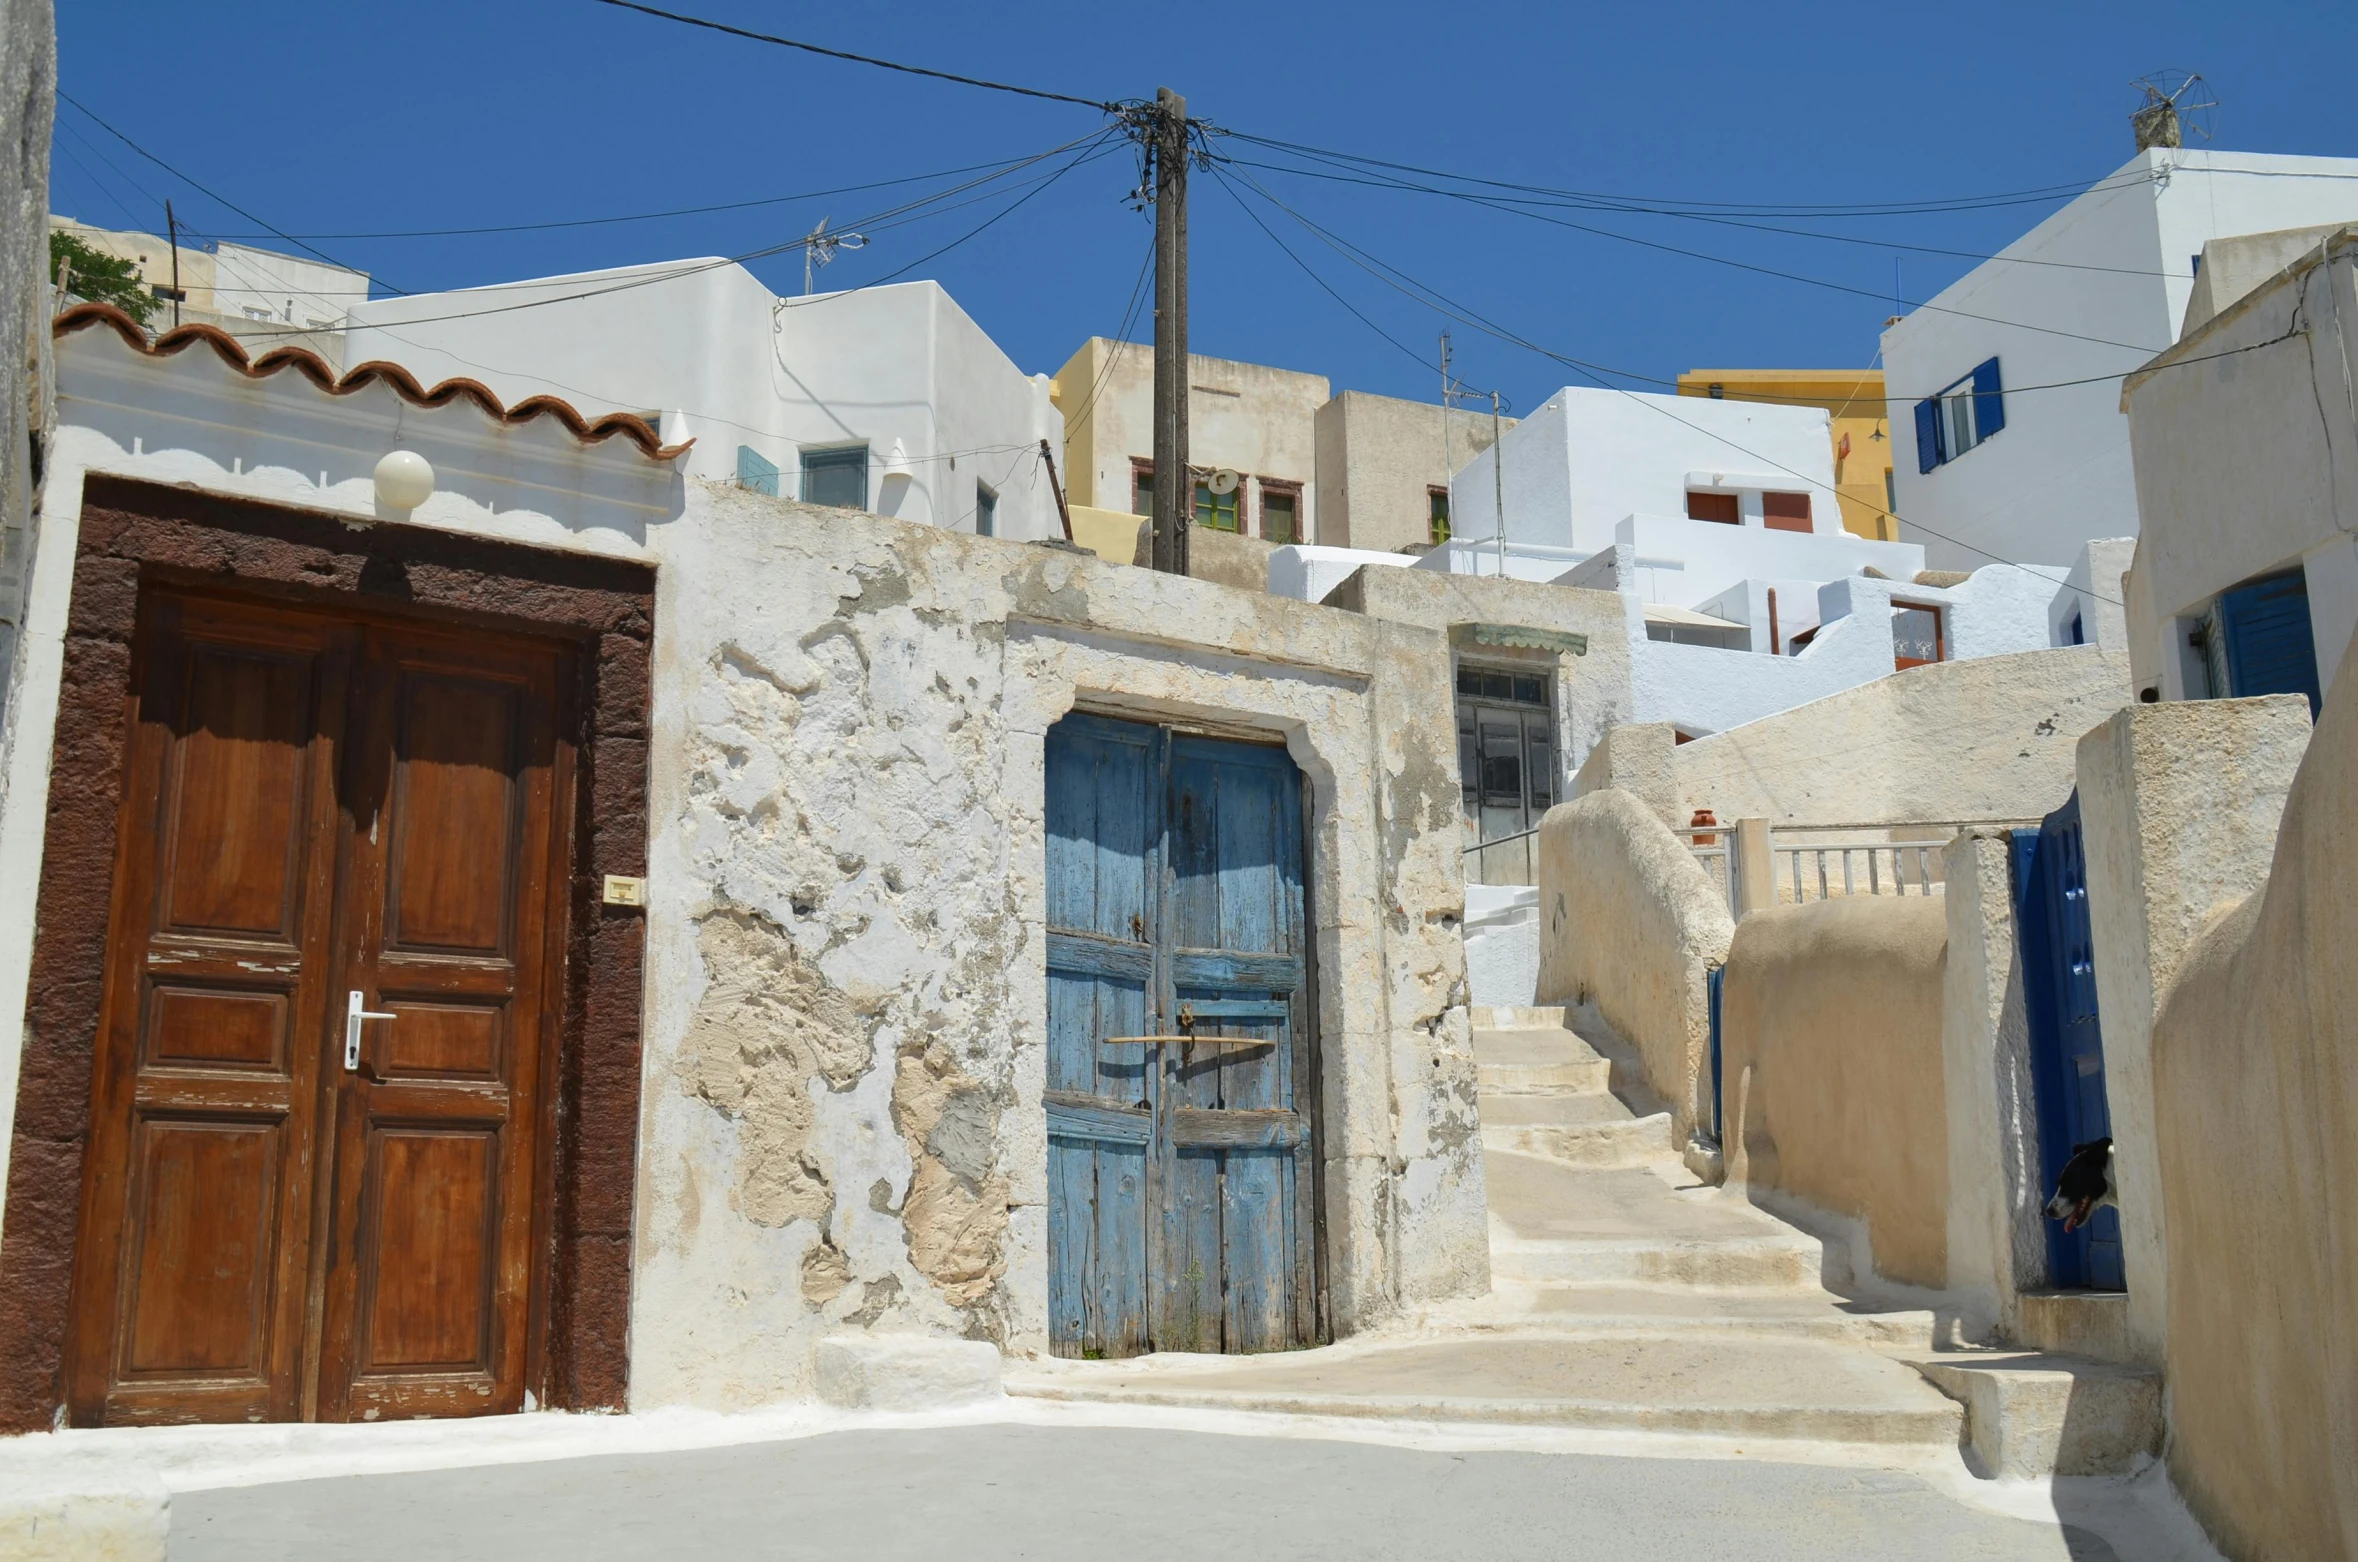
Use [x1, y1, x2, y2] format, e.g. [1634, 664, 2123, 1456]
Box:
[68, 587, 574, 1425]
[1043, 713, 1320, 1359]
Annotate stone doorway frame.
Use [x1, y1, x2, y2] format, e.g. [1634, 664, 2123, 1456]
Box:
[0, 476, 654, 1431]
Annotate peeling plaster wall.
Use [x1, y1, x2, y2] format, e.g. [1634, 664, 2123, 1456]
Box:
[630, 485, 1487, 1408]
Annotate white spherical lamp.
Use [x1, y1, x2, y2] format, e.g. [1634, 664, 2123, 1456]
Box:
[373, 449, 435, 511]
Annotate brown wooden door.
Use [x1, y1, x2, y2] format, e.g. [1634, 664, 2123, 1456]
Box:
[69, 588, 574, 1426]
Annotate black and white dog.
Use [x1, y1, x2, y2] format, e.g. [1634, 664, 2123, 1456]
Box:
[2044, 1138, 2118, 1232]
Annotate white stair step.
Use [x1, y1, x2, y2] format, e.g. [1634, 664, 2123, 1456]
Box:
[1490, 1231, 1823, 1288]
[1469, 1004, 1567, 1030]
[1471, 1028, 1611, 1093]
[1481, 1112, 1671, 1168]
[1007, 1335, 1962, 1447]
[1910, 1352, 2162, 1478]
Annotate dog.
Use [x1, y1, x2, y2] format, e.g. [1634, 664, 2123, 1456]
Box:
[2044, 1138, 2117, 1232]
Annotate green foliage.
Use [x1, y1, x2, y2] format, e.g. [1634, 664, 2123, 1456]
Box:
[49, 231, 161, 327]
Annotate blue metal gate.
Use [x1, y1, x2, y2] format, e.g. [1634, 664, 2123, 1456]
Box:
[2012, 792, 2124, 1290]
[1044, 713, 1319, 1357]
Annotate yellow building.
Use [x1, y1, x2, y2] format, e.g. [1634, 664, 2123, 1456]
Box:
[1676, 370, 1896, 542]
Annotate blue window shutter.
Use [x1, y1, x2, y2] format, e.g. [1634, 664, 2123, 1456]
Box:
[735, 444, 779, 497]
[1913, 398, 1943, 474]
[1972, 357, 2005, 440]
[2219, 569, 2321, 715]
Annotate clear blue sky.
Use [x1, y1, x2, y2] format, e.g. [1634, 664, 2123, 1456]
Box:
[49, 0, 2358, 416]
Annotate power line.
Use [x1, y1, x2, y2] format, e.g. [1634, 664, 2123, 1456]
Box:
[222, 128, 1120, 345]
[58, 92, 409, 294]
[181, 151, 1122, 242]
[588, 0, 1122, 112]
[1206, 169, 2310, 599]
[1227, 147, 2195, 282]
[1217, 130, 2163, 219]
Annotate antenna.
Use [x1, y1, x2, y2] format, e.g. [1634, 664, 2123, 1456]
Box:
[2130, 71, 2217, 152]
[802, 215, 868, 296]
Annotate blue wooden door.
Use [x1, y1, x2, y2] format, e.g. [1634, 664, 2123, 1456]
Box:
[2013, 793, 2125, 1290]
[1045, 715, 1318, 1358]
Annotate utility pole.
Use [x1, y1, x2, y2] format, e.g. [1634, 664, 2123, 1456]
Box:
[1491, 390, 1507, 579]
[164, 200, 183, 330]
[1149, 86, 1190, 577]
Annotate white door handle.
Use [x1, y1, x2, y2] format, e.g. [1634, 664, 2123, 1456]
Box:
[345, 989, 396, 1071]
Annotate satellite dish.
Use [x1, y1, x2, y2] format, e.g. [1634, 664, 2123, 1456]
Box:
[1208, 468, 1240, 495]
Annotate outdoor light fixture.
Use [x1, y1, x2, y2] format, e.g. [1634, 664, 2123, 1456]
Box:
[373, 449, 435, 511]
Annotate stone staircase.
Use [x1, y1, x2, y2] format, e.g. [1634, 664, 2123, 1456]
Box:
[1008, 1005, 1966, 1451]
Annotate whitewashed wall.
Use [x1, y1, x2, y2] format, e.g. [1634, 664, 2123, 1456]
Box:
[348, 265, 1064, 540]
[1885, 149, 2358, 572]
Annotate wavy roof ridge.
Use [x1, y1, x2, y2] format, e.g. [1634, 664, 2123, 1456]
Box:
[53, 302, 694, 463]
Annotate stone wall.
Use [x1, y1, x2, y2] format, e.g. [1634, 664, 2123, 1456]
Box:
[1722, 895, 1950, 1289]
[2144, 668, 2358, 1560]
[1534, 789, 1731, 1141]
[0, 0, 53, 725]
[631, 486, 1489, 1406]
[1672, 646, 2130, 827]
[1326, 562, 1634, 780]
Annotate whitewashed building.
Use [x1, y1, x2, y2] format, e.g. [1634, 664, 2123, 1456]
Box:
[2122, 225, 2358, 710]
[348, 261, 1066, 540]
[1883, 147, 2358, 572]
[1272, 384, 2125, 741]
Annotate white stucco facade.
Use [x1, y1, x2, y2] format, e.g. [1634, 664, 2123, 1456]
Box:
[347, 262, 1065, 540]
[1884, 149, 2358, 572]
[0, 316, 1489, 1419]
[2123, 228, 2358, 703]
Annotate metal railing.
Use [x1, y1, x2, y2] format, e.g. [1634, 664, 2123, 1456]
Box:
[1464, 825, 1539, 887]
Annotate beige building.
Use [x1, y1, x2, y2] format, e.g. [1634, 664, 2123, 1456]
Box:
[1675, 369, 1895, 541]
[1050, 340, 1513, 559]
[1051, 337, 1326, 544]
[49, 215, 369, 366]
[1315, 391, 1507, 554]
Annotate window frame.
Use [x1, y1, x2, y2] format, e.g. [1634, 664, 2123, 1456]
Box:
[1193, 475, 1241, 532]
[1257, 479, 1302, 545]
[1892, 600, 1946, 670]
[1685, 490, 1741, 525]
[974, 481, 997, 538]
[799, 444, 871, 511]
[1428, 486, 1451, 544]
[1130, 458, 1155, 518]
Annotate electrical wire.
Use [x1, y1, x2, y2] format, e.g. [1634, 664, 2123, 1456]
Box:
[183, 150, 1132, 242]
[589, 0, 1121, 111]
[219, 127, 1121, 344]
[59, 92, 408, 294]
[1206, 168, 2323, 599]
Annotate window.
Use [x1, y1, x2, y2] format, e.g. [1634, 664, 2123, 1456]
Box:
[800, 446, 869, 510]
[1260, 485, 1299, 545]
[736, 445, 779, 497]
[1913, 357, 2005, 473]
[1194, 478, 1239, 531]
[1131, 460, 1154, 517]
[975, 482, 997, 537]
[1893, 602, 1945, 669]
[1428, 487, 1451, 544]
[2195, 568, 2321, 713]
[1762, 491, 1812, 533]
[1455, 665, 1556, 861]
[1686, 491, 1740, 525]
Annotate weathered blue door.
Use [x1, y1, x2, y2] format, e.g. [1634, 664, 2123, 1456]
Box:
[2013, 792, 2125, 1290]
[1045, 714, 1318, 1358]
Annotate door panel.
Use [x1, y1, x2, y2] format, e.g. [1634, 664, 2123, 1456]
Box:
[2014, 796, 2124, 1292]
[71, 588, 574, 1426]
[70, 593, 352, 1426]
[316, 624, 565, 1422]
[1046, 715, 1317, 1359]
[120, 1119, 281, 1376]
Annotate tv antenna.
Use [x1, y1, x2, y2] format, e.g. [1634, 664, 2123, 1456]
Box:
[2130, 71, 2216, 152]
[802, 216, 867, 295]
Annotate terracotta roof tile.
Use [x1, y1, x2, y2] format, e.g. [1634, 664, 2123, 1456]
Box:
[54, 303, 694, 463]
